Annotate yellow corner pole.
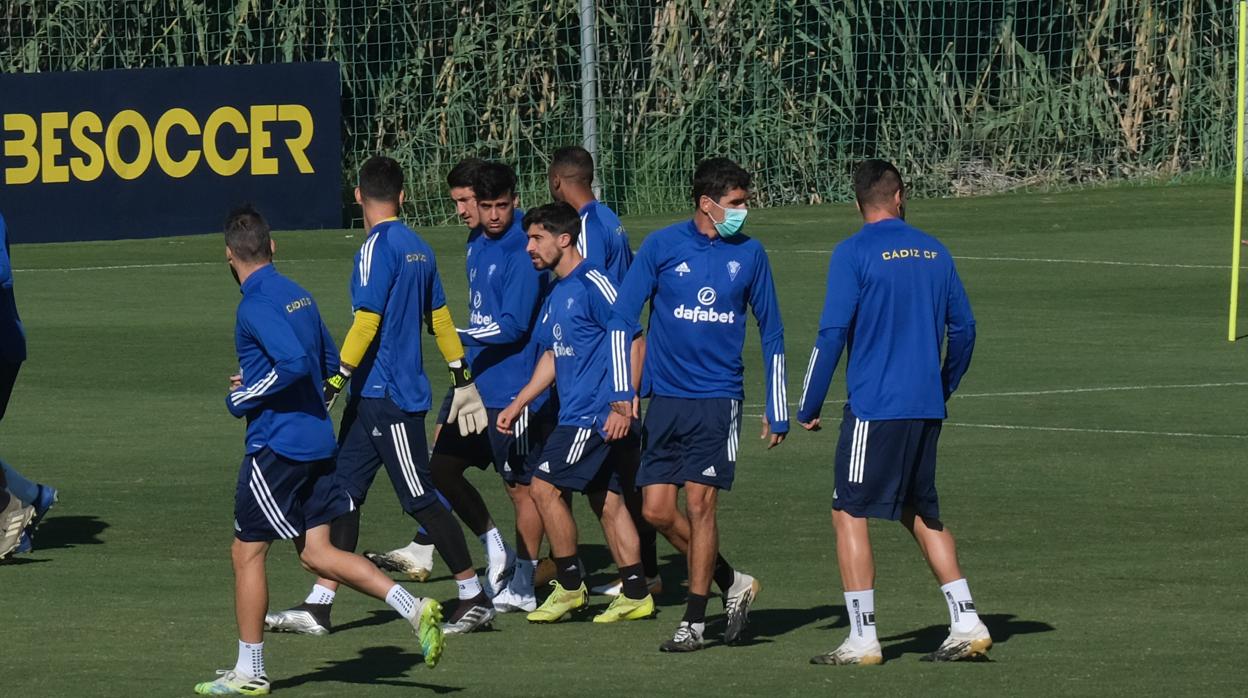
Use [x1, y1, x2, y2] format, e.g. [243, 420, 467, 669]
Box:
[1231, 0, 1247, 341]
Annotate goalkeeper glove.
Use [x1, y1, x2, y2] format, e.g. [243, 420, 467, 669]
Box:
[447, 360, 487, 436]
[323, 368, 350, 411]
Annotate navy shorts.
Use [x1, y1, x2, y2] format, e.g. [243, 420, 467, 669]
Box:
[834, 404, 942, 521]
[434, 390, 553, 485]
[234, 447, 353, 542]
[533, 425, 641, 494]
[638, 396, 742, 491]
[335, 397, 439, 514]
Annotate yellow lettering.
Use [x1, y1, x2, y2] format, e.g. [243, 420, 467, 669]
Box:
[69, 111, 104, 181]
[105, 110, 152, 181]
[40, 112, 69, 183]
[3, 113, 39, 185]
[249, 105, 278, 176]
[881, 251, 891, 261]
[279, 104, 314, 174]
[153, 108, 201, 178]
[203, 107, 249, 176]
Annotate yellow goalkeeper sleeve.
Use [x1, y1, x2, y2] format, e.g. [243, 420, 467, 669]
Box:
[429, 305, 466, 364]
[339, 310, 382, 369]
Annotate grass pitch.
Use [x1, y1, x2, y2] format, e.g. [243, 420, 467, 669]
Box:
[1, 184, 1244, 696]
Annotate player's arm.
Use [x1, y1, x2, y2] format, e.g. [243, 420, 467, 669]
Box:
[497, 350, 555, 435]
[323, 232, 391, 408]
[747, 248, 789, 446]
[458, 256, 543, 347]
[797, 245, 860, 428]
[429, 300, 489, 435]
[607, 236, 660, 404]
[941, 263, 976, 401]
[227, 304, 315, 418]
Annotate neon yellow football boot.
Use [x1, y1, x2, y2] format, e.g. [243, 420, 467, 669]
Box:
[526, 581, 587, 623]
[592, 593, 656, 623]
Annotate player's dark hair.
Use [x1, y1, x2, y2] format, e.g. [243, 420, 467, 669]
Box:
[853, 159, 905, 209]
[692, 157, 751, 206]
[224, 205, 272, 263]
[471, 161, 518, 201]
[447, 157, 486, 189]
[550, 145, 594, 184]
[358, 155, 404, 203]
[523, 202, 580, 245]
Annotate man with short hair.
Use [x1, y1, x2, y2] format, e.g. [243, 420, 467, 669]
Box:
[196, 205, 444, 695]
[364, 156, 487, 583]
[264, 156, 498, 637]
[0, 211, 56, 561]
[547, 145, 662, 597]
[430, 161, 553, 615]
[496, 201, 654, 624]
[610, 157, 787, 652]
[797, 159, 987, 665]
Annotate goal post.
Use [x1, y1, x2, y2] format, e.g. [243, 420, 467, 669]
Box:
[1230, 0, 1247, 341]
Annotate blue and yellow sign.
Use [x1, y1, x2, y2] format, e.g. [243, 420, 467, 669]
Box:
[0, 62, 340, 243]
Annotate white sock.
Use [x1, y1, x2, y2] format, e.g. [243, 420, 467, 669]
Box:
[235, 640, 265, 678]
[512, 558, 537, 589]
[940, 578, 980, 633]
[480, 527, 508, 567]
[844, 590, 878, 646]
[385, 584, 420, 621]
[456, 575, 484, 600]
[304, 583, 336, 606]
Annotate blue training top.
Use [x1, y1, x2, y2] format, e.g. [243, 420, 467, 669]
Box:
[797, 217, 976, 423]
[350, 218, 448, 413]
[0, 213, 26, 364]
[458, 211, 550, 409]
[609, 219, 789, 433]
[228, 264, 338, 461]
[577, 200, 633, 285]
[536, 261, 639, 432]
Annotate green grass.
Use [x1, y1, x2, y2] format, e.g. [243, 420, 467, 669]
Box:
[2, 183, 1245, 696]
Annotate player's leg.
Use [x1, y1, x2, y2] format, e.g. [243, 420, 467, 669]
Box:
[294, 526, 444, 668]
[491, 403, 552, 604]
[595, 441, 663, 596]
[588, 476, 655, 624]
[370, 404, 495, 634]
[429, 423, 513, 595]
[899, 419, 990, 662]
[812, 405, 886, 666]
[0, 459, 56, 555]
[525, 475, 586, 622]
[671, 398, 758, 649]
[365, 489, 452, 582]
[0, 358, 19, 423]
[196, 451, 289, 694]
[264, 411, 380, 636]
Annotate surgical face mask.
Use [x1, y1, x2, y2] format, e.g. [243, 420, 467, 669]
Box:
[708, 199, 748, 237]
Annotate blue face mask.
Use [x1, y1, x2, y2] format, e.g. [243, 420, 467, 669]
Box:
[709, 199, 748, 237]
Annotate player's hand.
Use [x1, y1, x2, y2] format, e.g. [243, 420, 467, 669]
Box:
[229, 374, 243, 391]
[603, 410, 631, 442]
[800, 418, 821, 431]
[496, 403, 521, 435]
[610, 400, 632, 418]
[632, 396, 641, 419]
[322, 369, 350, 411]
[760, 416, 786, 449]
[447, 360, 487, 436]
[449, 383, 487, 436]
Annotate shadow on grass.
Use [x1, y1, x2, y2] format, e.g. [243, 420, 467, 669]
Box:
[270, 645, 463, 692]
[334, 609, 399, 633]
[30, 515, 108, 550]
[725, 604, 845, 646]
[878, 613, 1055, 660]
